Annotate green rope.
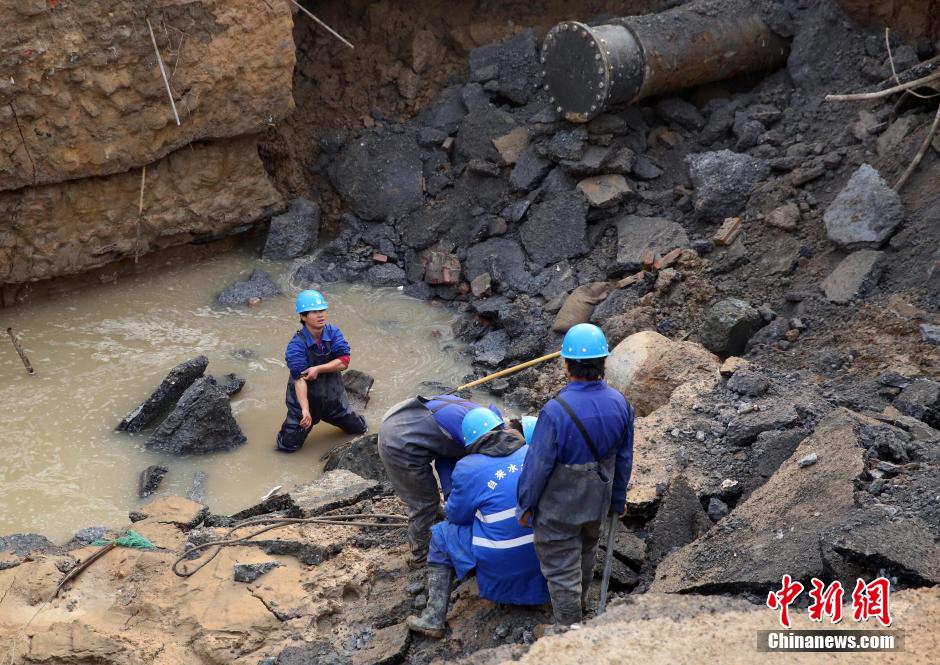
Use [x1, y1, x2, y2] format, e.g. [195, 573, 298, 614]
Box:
[91, 530, 156, 549]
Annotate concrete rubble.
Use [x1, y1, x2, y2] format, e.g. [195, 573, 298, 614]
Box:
[262, 198, 320, 261]
[117, 356, 209, 433]
[217, 268, 281, 307]
[146, 376, 247, 455]
[823, 164, 905, 249]
[822, 250, 884, 304]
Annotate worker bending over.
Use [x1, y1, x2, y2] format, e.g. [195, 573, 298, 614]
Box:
[379, 394, 501, 567]
[517, 323, 635, 628]
[276, 290, 367, 452]
[407, 409, 548, 638]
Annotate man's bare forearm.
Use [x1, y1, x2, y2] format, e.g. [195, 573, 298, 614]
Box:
[294, 377, 310, 412]
[302, 358, 347, 379]
[314, 358, 347, 374]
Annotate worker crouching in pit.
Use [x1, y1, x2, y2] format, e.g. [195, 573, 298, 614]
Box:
[406, 408, 549, 638]
[378, 394, 502, 568]
[517, 323, 635, 629]
[275, 290, 368, 452]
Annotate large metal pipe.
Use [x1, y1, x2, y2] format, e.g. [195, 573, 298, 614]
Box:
[541, 0, 790, 122]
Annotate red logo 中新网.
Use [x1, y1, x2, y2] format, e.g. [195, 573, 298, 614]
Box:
[852, 577, 893, 626]
[767, 576, 893, 628]
[767, 574, 804, 628]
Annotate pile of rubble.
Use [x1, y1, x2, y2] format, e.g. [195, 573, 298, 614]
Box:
[236, 0, 940, 406]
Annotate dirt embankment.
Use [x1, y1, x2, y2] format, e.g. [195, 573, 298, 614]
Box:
[840, 0, 940, 43]
[0, 0, 295, 302]
[0, 480, 551, 665]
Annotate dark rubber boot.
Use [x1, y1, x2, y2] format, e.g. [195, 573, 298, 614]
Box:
[406, 564, 453, 639]
[552, 590, 583, 627]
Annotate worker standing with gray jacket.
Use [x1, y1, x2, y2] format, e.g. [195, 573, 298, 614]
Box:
[379, 395, 502, 567]
[516, 323, 635, 628]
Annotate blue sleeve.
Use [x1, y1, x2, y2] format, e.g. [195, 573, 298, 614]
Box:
[444, 461, 478, 525]
[328, 325, 351, 359]
[435, 457, 457, 498]
[516, 411, 558, 516]
[285, 334, 308, 380]
[610, 403, 635, 515]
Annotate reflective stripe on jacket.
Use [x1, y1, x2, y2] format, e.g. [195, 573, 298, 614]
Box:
[441, 442, 548, 605]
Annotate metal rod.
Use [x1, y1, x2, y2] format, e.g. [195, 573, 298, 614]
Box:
[147, 18, 181, 126]
[52, 542, 117, 599]
[453, 351, 561, 393]
[287, 0, 354, 50]
[895, 102, 940, 191]
[596, 512, 618, 615]
[825, 71, 940, 102]
[6, 327, 36, 375]
[135, 165, 146, 264]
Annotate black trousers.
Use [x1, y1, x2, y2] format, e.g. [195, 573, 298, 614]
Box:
[275, 375, 367, 451]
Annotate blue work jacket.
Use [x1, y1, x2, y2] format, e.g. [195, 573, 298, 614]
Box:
[441, 441, 548, 605]
[285, 324, 351, 380]
[422, 396, 501, 496]
[422, 395, 483, 444]
[517, 380, 634, 516]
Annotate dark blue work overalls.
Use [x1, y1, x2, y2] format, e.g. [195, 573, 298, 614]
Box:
[275, 332, 367, 452]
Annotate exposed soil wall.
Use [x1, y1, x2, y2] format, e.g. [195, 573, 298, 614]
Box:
[0, 136, 281, 286]
[3, 0, 936, 293]
[0, 0, 295, 190]
[0, 0, 295, 295]
[839, 0, 940, 42]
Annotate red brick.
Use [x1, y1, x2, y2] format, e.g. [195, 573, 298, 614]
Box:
[372, 252, 388, 263]
[713, 217, 742, 246]
[655, 247, 684, 270]
[425, 251, 461, 285]
[616, 270, 646, 289]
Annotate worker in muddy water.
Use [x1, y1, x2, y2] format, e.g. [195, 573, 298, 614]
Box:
[275, 290, 368, 452]
[517, 323, 635, 629]
[379, 395, 502, 568]
[406, 409, 549, 638]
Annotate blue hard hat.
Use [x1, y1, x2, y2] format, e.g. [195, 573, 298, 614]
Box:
[521, 416, 538, 444]
[561, 323, 610, 359]
[462, 407, 504, 447]
[295, 290, 328, 314]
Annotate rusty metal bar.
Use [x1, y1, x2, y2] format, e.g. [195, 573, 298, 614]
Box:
[541, 0, 790, 122]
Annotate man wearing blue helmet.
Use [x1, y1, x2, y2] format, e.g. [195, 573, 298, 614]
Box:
[379, 394, 503, 568]
[275, 290, 367, 452]
[406, 408, 548, 639]
[516, 323, 635, 629]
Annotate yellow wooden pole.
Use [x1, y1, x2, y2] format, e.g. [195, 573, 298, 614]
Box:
[454, 351, 561, 392]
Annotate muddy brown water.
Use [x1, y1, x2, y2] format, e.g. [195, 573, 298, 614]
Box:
[0, 251, 478, 542]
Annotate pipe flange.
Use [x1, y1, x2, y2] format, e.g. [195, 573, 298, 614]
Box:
[542, 21, 645, 122]
[541, 21, 611, 123]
